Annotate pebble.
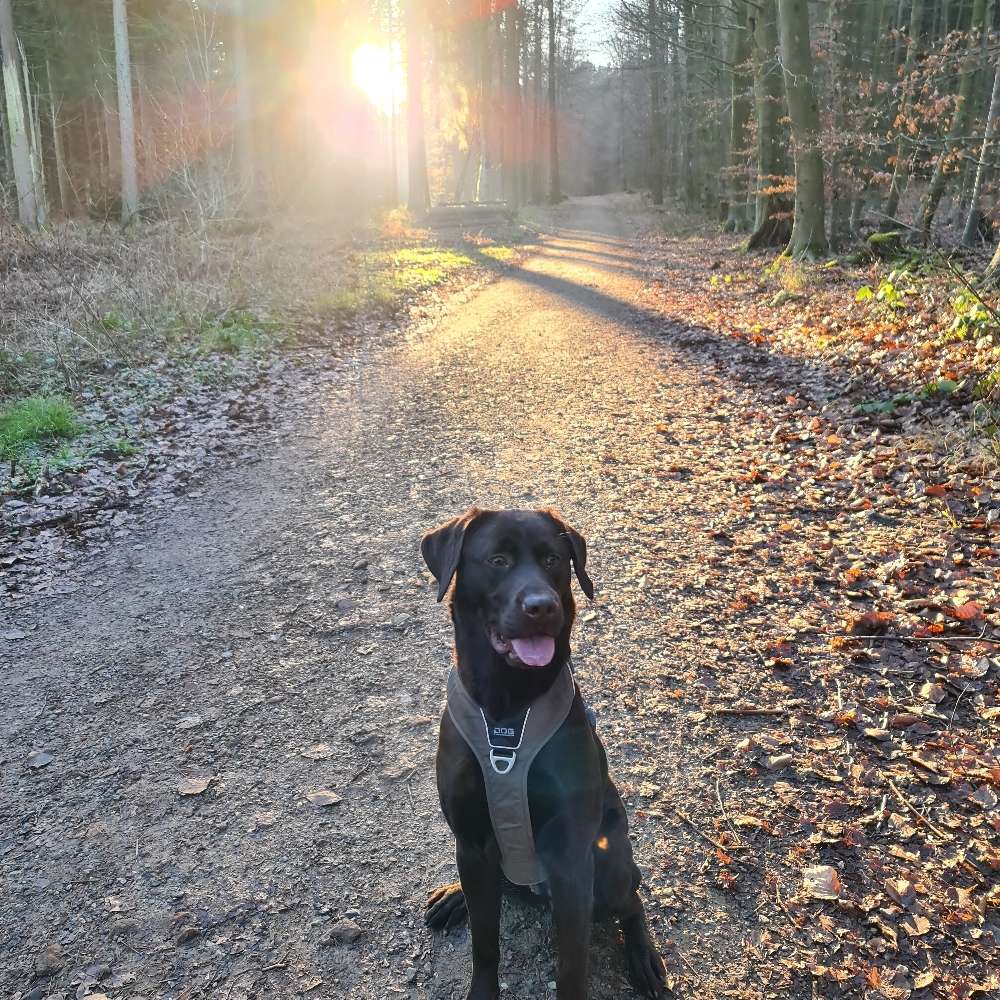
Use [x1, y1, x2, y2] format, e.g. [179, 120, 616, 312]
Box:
[326, 917, 363, 944]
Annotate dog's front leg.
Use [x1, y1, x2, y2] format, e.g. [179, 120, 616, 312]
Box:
[547, 847, 595, 999]
[456, 839, 503, 1000]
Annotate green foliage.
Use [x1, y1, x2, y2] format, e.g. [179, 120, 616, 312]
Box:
[854, 392, 914, 415]
[365, 281, 403, 316]
[855, 268, 919, 312]
[973, 367, 1000, 401]
[376, 246, 475, 289]
[197, 312, 273, 354]
[947, 292, 995, 343]
[0, 395, 81, 465]
[314, 289, 364, 321]
[478, 245, 518, 263]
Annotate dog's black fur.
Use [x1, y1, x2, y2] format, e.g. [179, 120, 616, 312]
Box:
[421, 508, 667, 1000]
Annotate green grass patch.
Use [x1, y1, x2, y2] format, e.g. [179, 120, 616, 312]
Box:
[365, 246, 474, 292]
[479, 246, 518, 263]
[314, 289, 364, 321]
[197, 311, 276, 355]
[0, 395, 81, 465]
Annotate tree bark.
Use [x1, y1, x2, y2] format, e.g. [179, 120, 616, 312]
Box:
[828, 0, 856, 245]
[776, 0, 828, 256]
[46, 60, 70, 216]
[984, 241, 1000, 286]
[505, 6, 522, 209]
[920, 0, 988, 238]
[961, 61, 1000, 245]
[723, 0, 752, 230]
[747, 0, 791, 248]
[882, 0, 924, 223]
[112, 0, 139, 224]
[648, 0, 665, 204]
[546, 0, 561, 203]
[0, 0, 39, 227]
[406, 0, 429, 214]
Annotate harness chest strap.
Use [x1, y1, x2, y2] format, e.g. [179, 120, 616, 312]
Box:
[446, 664, 577, 887]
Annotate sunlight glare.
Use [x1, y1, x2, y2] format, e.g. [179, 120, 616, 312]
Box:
[351, 43, 403, 117]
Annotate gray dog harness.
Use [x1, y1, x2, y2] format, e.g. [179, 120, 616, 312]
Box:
[446, 664, 577, 886]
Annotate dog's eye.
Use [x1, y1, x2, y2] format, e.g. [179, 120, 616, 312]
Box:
[488, 554, 511, 568]
[543, 553, 561, 568]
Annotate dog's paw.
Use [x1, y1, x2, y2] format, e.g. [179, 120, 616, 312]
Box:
[424, 882, 468, 931]
[624, 931, 669, 998]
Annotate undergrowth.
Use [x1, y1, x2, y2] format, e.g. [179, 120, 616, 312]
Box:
[0, 396, 81, 466]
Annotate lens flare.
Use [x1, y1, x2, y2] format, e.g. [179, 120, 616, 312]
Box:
[351, 43, 403, 117]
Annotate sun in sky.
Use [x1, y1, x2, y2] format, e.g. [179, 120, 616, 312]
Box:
[351, 42, 404, 117]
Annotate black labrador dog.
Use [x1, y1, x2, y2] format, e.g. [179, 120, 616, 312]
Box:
[421, 508, 667, 1000]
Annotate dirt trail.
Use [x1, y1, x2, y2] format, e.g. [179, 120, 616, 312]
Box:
[3, 196, 796, 999]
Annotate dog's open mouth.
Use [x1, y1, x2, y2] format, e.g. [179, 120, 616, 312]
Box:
[488, 628, 555, 668]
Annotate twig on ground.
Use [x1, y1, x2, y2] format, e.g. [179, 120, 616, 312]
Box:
[949, 683, 974, 727]
[714, 775, 745, 848]
[262, 951, 290, 973]
[670, 805, 731, 853]
[886, 778, 952, 841]
[348, 762, 371, 783]
[710, 705, 785, 717]
[829, 626, 998, 646]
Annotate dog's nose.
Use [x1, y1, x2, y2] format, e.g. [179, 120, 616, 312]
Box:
[521, 591, 560, 619]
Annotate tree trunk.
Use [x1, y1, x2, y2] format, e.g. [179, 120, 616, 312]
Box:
[648, 0, 665, 204]
[530, 0, 543, 203]
[984, 241, 1000, 286]
[850, 0, 889, 233]
[112, 0, 139, 224]
[747, 0, 791, 248]
[962, 61, 1000, 245]
[920, 0, 988, 239]
[24, 53, 46, 225]
[46, 59, 70, 216]
[776, 0, 828, 257]
[506, 6, 521, 209]
[0, 0, 39, 227]
[619, 62, 627, 191]
[405, 0, 429, 214]
[546, 0, 561, 203]
[723, 0, 752, 230]
[828, 0, 856, 245]
[882, 0, 924, 223]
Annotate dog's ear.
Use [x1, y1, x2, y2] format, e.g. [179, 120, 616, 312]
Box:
[543, 509, 595, 600]
[420, 508, 481, 602]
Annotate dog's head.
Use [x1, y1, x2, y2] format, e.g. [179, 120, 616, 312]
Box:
[421, 508, 593, 669]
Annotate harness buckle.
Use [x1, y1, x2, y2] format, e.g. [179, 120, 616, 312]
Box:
[489, 748, 516, 774]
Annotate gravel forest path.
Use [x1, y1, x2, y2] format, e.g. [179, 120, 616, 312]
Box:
[3, 196, 811, 1000]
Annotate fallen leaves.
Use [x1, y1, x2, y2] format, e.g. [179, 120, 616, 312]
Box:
[177, 776, 213, 796]
[804, 865, 843, 900]
[306, 790, 342, 807]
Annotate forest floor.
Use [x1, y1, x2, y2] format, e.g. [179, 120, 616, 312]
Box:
[1, 195, 997, 1000]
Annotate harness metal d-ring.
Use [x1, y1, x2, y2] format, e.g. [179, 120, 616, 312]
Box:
[480, 707, 531, 776]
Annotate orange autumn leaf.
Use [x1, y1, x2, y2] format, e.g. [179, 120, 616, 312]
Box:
[949, 601, 983, 622]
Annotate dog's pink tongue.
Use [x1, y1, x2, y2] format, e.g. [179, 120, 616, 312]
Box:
[510, 636, 555, 667]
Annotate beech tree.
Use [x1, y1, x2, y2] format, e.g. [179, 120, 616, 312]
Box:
[0, 0, 41, 227]
[775, 0, 827, 257]
[112, 0, 138, 224]
[747, 0, 790, 249]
